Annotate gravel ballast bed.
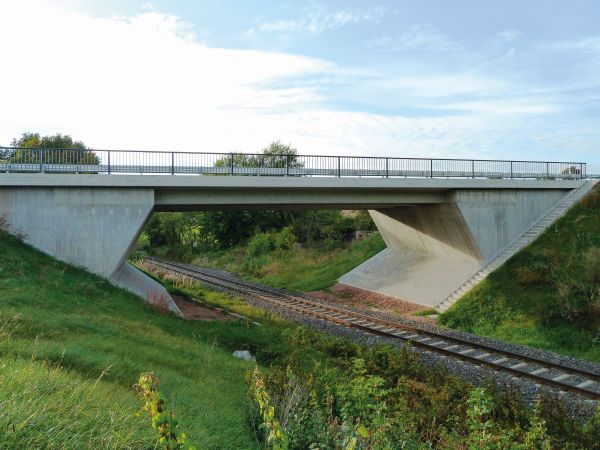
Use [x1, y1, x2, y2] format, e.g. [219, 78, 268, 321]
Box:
[167, 261, 600, 419]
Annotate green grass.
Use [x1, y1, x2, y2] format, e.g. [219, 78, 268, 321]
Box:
[0, 231, 326, 449]
[0, 357, 151, 448]
[189, 233, 386, 291]
[440, 183, 600, 362]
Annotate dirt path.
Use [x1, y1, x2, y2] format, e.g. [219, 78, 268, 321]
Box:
[172, 294, 236, 321]
[309, 284, 437, 324]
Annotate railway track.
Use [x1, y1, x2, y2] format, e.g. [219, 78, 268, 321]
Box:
[144, 256, 600, 401]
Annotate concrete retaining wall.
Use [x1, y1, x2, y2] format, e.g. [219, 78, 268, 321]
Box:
[339, 188, 573, 307]
[0, 186, 181, 314]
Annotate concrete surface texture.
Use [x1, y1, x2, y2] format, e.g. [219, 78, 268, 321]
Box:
[0, 186, 177, 310]
[0, 187, 154, 277]
[110, 262, 181, 316]
[340, 188, 575, 307]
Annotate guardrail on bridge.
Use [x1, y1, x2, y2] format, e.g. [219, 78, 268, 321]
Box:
[0, 147, 587, 180]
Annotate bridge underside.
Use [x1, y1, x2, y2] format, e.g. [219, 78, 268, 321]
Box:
[0, 174, 585, 310]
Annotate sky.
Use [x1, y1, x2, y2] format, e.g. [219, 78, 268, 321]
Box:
[0, 0, 599, 171]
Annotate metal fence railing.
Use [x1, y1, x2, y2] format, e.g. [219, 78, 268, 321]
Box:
[0, 147, 587, 180]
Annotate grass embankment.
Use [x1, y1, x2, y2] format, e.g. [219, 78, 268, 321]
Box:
[186, 233, 386, 291]
[0, 231, 301, 449]
[2, 231, 600, 448]
[441, 183, 600, 362]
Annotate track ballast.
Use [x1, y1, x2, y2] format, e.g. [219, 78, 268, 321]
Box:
[144, 256, 600, 401]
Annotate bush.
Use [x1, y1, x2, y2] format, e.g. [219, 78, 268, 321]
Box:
[247, 232, 274, 257]
[273, 226, 297, 251]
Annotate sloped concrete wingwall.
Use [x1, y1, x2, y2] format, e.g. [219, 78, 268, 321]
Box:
[451, 189, 566, 261]
[339, 188, 571, 307]
[0, 187, 153, 277]
[0, 187, 181, 315]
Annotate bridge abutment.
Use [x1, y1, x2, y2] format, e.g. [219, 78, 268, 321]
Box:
[339, 189, 570, 307]
[0, 186, 180, 314]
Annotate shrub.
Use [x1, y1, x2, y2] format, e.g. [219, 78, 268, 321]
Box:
[134, 372, 190, 449]
[247, 232, 274, 257]
[273, 226, 297, 251]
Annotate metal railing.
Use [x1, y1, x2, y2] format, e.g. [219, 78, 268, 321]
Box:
[0, 147, 587, 179]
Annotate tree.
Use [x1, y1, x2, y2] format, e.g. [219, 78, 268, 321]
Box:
[9, 132, 99, 165]
[214, 140, 303, 172]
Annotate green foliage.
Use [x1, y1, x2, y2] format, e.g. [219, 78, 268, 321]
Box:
[273, 226, 297, 250]
[3, 232, 599, 449]
[0, 357, 154, 448]
[465, 387, 499, 448]
[249, 368, 289, 450]
[243, 336, 582, 450]
[135, 372, 192, 449]
[247, 227, 298, 257]
[214, 140, 303, 170]
[194, 232, 386, 292]
[441, 183, 600, 362]
[247, 231, 275, 257]
[12, 132, 86, 149]
[9, 132, 99, 165]
[0, 232, 262, 448]
[583, 246, 600, 284]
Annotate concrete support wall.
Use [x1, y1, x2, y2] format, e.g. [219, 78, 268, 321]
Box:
[0, 187, 181, 314]
[339, 189, 571, 307]
[0, 187, 154, 277]
[451, 189, 566, 261]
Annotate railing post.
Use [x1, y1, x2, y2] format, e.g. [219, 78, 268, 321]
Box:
[471, 160, 475, 179]
[39, 148, 43, 173]
[337, 156, 341, 177]
[581, 163, 584, 179]
[230, 153, 234, 175]
[286, 154, 289, 176]
[171, 152, 174, 175]
[510, 161, 513, 179]
[546, 162, 549, 179]
[107, 150, 111, 174]
[430, 159, 433, 178]
[385, 157, 389, 178]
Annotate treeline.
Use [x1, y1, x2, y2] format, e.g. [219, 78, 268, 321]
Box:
[142, 209, 376, 254]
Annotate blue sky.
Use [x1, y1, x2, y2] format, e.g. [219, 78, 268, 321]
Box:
[1, 0, 598, 171]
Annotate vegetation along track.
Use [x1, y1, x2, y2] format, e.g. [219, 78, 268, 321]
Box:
[144, 256, 600, 401]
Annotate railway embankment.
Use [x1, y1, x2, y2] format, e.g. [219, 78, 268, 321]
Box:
[2, 219, 600, 448]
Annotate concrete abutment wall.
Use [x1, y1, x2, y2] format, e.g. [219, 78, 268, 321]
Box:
[0, 187, 180, 315]
[339, 188, 571, 307]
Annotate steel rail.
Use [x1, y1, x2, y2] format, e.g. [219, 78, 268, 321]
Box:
[145, 257, 600, 400]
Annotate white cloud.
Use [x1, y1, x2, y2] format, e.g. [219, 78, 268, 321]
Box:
[547, 36, 600, 53]
[246, 7, 385, 36]
[431, 99, 559, 114]
[365, 24, 460, 52]
[0, 1, 333, 150]
[381, 74, 506, 98]
[496, 30, 521, 42]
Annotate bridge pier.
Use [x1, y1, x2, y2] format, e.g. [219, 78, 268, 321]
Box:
[339, 189, 569, 307]
[0, 186, 180, 315]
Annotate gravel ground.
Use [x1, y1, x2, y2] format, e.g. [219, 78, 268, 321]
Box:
[165, 260, 600, 420]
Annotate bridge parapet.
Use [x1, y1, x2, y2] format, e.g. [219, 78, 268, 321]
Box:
[0, 147, 587, 180]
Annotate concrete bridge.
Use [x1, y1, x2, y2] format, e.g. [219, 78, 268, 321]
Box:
[0, 148, 593, 313]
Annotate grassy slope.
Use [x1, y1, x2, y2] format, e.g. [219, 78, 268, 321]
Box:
[191, 233, 386, 291]
[440, 183, 600, 362]
[0, 232, 282, 449]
